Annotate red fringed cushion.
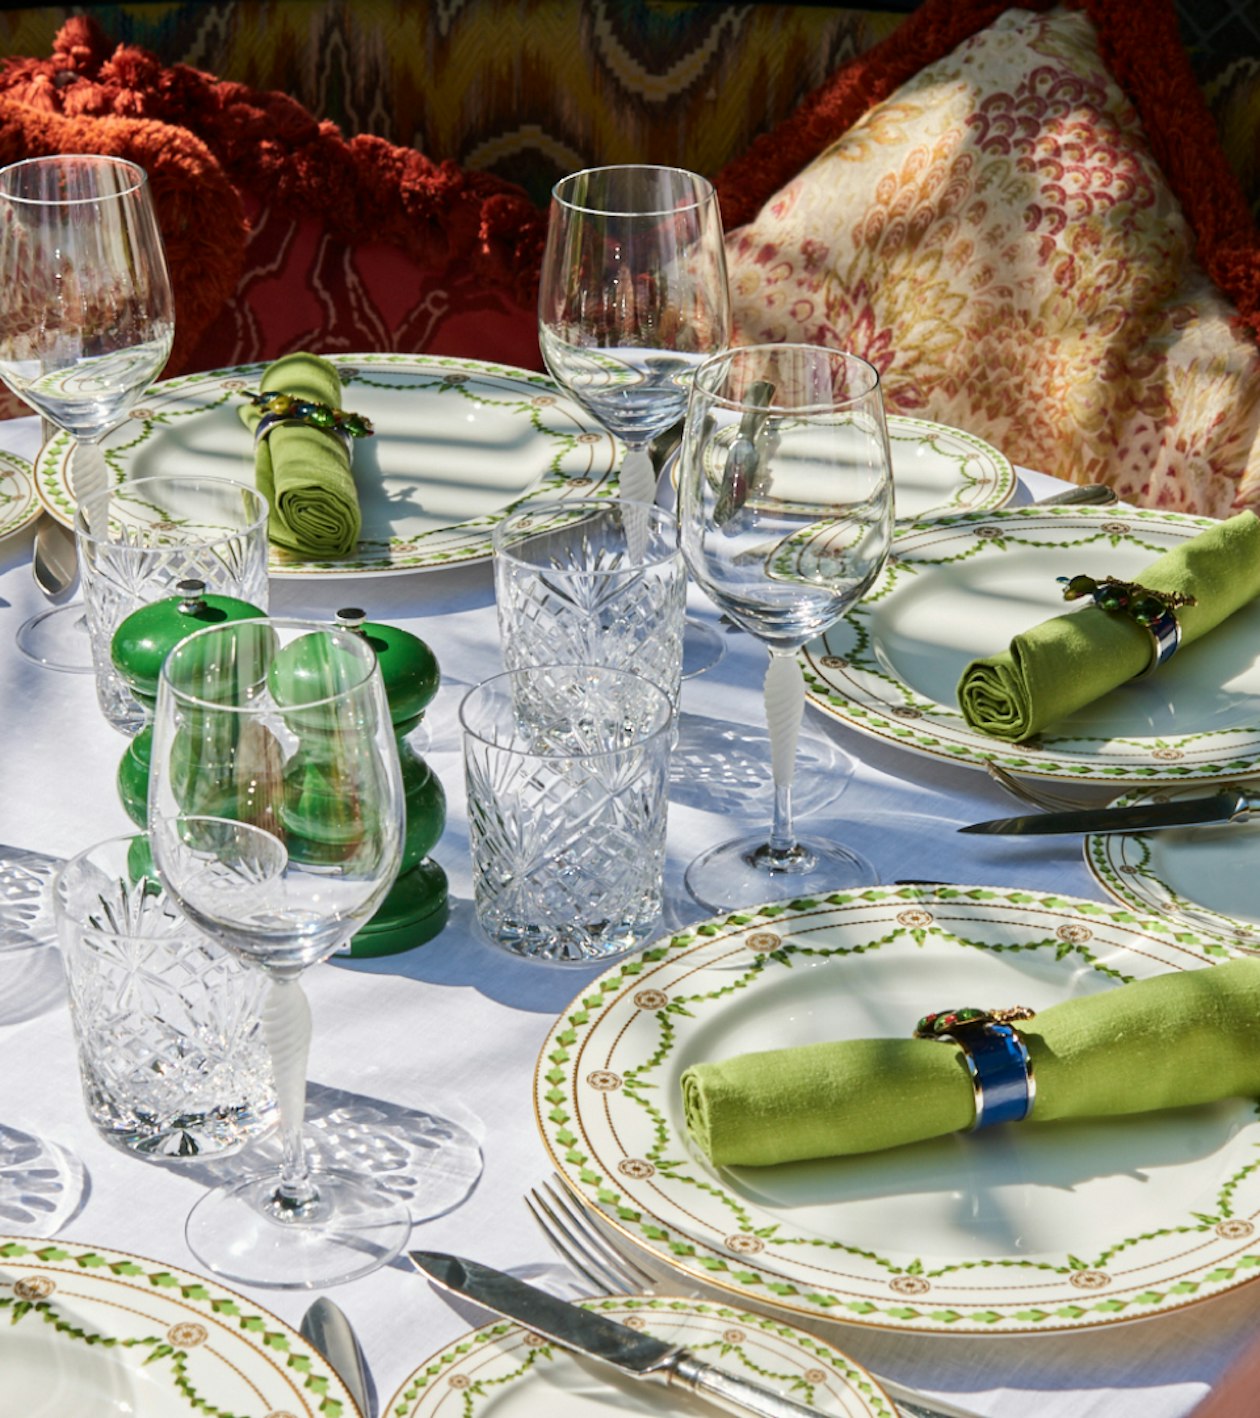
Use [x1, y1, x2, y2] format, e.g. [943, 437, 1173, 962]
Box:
[0, 92, 246, 382]
[0, 16, 545, 376]
[714, 0, 1260, 518]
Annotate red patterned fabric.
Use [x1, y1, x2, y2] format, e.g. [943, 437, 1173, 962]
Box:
[0, 16, 545, 379]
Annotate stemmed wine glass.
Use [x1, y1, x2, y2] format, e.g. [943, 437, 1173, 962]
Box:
[147, 618, 408, 1288]
[0, 154, 175, 671]
[539, 164, 731, 675]
[676, 344, 895, 912]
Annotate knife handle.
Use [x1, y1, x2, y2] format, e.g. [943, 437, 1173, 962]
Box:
[665, 1350, 824, 1417]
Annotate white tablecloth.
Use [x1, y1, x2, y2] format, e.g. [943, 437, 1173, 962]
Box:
[0, 412, 1254, 1418]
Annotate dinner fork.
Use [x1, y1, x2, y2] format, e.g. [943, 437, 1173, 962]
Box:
[983, 761, 1100, 813]
[525, 1178, 987, 1418]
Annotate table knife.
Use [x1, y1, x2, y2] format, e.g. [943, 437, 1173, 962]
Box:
[959, 790, 1256, 836]
[300, 1296, 372, 1417]
[30, 515, 78, 602]
[411, 1249, 830, 1417]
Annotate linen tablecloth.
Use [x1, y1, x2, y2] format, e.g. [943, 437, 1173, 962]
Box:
[0, 412, 1254, 1417]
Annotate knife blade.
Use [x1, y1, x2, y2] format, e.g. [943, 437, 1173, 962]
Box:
[959, 790, 1255, 836]
[410, 1250, 829, 1418]
[300, 1296, 371, 1417]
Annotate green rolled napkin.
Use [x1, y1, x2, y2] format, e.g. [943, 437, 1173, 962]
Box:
[680, 958, 1260, 1167]
[239, 351, 362, 558]
[956, 510, 1260, 742]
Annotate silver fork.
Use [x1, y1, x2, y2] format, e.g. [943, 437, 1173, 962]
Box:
[526, 1178, 987, 1418]
[983, 761, 1102, 813]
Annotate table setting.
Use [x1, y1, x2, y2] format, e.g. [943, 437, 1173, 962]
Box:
[1, 153, 1258, 1418]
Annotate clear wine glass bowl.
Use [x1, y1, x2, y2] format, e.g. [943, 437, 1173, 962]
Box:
[0, 154, 175, 672]
[676, 344, 895, 912]
[538, 163, 731, 674]
[148, 618, 409, 1288]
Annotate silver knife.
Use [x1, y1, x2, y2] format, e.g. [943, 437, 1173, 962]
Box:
[959, 790, 1256, 836]
[300, 1297, 371, 1417]
[411, 1250, 835, 1418]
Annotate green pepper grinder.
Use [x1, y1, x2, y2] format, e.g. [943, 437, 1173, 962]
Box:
[112, 579, 268, 826]
[334, 608, 449, 956]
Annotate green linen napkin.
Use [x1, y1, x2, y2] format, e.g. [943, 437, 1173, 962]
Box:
[956, 510, 1260, 742]
[680, 958, 1260, 1167]
[239, 352, 362, 558]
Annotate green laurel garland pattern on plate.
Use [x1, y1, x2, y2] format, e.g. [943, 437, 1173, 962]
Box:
[0, 1235, 358, 1416]
[533, 885, 1260, 1335]
[800, 506, 1260, 784]
[33, 354, 621, 577]
[0, 448, 39, 542]
[387, 1294, 895, 1416]
[1087, 782, 1260, 950]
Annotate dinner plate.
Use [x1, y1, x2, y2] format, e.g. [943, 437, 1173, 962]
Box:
[387, 1293, 893, 1416]
[801, 505, 1260, 783]
[33, 354, 620, 576]
[883, 415, 1015, 523]
[667, 415, 1015, 524]
[1087, 782, 1260, 950]
[0, 1234, 360, 1415]
[0, 448, 39, 542]
[534, 884, 1260, 1336]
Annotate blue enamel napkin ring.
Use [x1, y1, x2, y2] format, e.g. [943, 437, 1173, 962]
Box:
[914, 1006, 1036, 1131]
[1058, 574, 1196, 678]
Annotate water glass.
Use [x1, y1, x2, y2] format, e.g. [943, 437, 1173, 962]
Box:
[54, 834, 277, 1161]
[493, 499, 685, 713]
[461, 665, 672, 964]
[77, 475, 269, 734]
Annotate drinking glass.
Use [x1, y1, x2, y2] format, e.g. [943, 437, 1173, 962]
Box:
[147, 618, 407, 1288]
[462, 665, 673, 963]
[538, 164, 730, 675]
[492, 499, 685, 715]
[54, 833, 277, 1161]
[0, 155, 175, 672]
[77, 475, 270, 735]
[676, 344, 895, 912]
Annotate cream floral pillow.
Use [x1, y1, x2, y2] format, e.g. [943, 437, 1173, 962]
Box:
[725, 5, 1260, 518]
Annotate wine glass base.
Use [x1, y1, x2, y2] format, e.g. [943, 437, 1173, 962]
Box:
[16, 603, 95, 674]
[685, 832, 878, 915]
[681, 617, 726, 679]
[185, 1164, 411, 1289]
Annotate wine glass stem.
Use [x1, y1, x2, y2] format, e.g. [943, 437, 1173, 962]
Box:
[262, 973, 318, 1214]
[765, 649, 805, 855]
[619, 445, 657, 506]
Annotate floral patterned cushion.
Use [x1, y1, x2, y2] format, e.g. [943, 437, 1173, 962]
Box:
[721, 2, 1260, 518]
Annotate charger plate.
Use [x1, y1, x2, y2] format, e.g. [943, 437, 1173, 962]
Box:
[534, 885, 1260, 1336]
[1087, 782, 1260, 951]
[388, 1294, 893, 1416]
[33, 354, 620, 576]
[0, 448, 38, 542]
[0, 1235, 359, 1415]
[800, 506, 1260, 784]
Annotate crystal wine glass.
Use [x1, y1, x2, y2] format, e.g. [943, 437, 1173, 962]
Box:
[676, 344, 895, 912]
[0, 155, 175, 671]
[147, 618, 408, 1288]
[539, 163, 730, 675]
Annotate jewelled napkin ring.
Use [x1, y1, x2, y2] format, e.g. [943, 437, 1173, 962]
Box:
[914, 1006, 1036, 1131]
[245, 390, 375, 454]
[1058, 574, 1195, 678]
